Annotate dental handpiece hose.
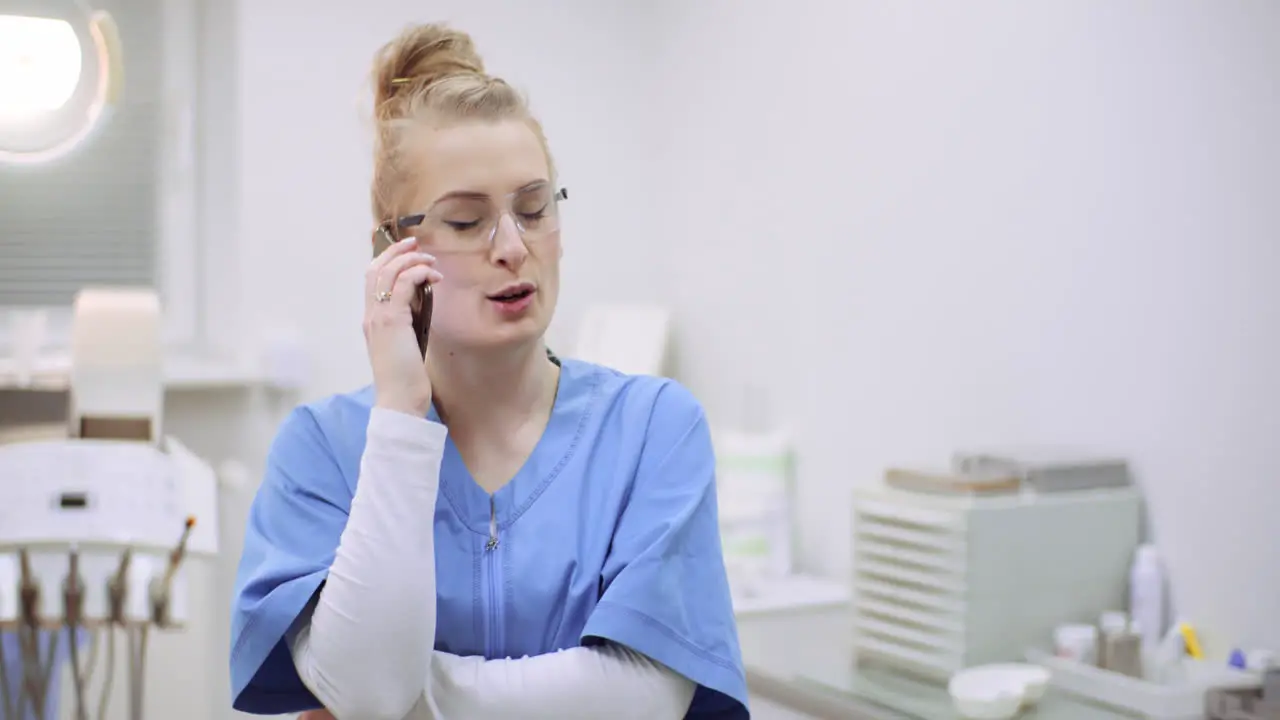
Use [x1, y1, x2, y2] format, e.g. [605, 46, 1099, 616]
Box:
[108, 548, 132, 623]
[152, 517, 196, 627]
[17, 548, 36, 631]
[162, 517, 197, 593]
[0, 561, 14, 720]
[0, 629, 12, 720]
[63, 547, 88, 720]
[16, 549, 46, 720]
[128, 516, 196, 720]
[98, 548, 132, 720]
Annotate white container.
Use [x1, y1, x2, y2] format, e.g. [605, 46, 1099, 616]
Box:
[1055, 624, 1098, 664]
[949, 664, 1051, 719]
[1100, 610, 1129, 636]
[1129, 544, 1166, 650]
[715, 428, 793, 596]
[733, 575, 850, 689]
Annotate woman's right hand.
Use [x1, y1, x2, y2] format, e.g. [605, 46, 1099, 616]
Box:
[364, 235, 442, 417]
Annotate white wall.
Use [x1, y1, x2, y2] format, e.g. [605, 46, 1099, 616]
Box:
[161, 2, 1278, 718]
[651, 0, 1280, 653]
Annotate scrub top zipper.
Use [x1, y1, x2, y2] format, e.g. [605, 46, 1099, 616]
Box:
[483, 495, 504, 658]
[486, 497, 499, 550]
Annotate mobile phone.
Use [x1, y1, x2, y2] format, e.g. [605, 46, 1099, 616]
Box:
[373, 223, 433, 358]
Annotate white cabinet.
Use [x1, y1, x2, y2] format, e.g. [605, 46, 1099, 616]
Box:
[852, 487, 1142, 678]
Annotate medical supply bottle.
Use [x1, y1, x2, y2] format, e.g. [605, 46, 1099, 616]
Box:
[713, 385, 794, 597]
[1129, 544, 1165, 650]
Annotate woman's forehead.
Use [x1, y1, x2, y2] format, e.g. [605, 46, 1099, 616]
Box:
[405, 119, 549, 206]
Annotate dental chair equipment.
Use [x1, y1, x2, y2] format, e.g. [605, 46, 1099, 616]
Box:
[0, 289, 219, 720]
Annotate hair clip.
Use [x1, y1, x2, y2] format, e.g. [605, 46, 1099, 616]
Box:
[390, 77, 411, 85]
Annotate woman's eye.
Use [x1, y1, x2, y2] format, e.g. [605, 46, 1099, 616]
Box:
[518, 204, 549, 221]
[445, 220, 481, 231]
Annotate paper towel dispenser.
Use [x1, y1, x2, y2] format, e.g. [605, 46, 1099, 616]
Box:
[68, 288, 164, 443]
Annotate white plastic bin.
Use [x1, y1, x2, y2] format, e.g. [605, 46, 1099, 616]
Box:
[1028, 648, 1261, 720]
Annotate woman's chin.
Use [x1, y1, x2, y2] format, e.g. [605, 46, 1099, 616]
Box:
[451, 320, 547, 351]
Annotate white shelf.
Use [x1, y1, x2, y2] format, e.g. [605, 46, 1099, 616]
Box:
[0, 350, 282, 392]
[733, 575, 851, 618]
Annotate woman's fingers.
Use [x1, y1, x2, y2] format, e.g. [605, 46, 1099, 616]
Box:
[368, 251, 438, 309]
[364, 235, 419, 296]
[391, 263, 441, 304]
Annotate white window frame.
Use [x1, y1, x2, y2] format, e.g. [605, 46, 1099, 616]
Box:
[155, 0, 201, 350]
[0, 0, 202, 355]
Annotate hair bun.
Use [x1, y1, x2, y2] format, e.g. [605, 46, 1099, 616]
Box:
[373, 23, 486, 108]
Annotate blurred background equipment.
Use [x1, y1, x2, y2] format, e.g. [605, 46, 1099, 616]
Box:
[851, 469, 1142, 679]
[0, 288, 219, 720]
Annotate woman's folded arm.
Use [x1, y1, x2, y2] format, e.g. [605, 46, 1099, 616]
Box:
[292, 628, 696, 720]
[287, 408, 446, 720]
[428, 643, 696, 720]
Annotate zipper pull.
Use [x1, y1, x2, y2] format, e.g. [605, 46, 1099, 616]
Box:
[486, 495, 500, 551]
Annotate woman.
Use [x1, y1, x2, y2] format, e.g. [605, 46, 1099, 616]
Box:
[228, 23, 748, 720]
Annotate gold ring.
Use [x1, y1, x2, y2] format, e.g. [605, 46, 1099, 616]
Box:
[375, 290, 393, 303]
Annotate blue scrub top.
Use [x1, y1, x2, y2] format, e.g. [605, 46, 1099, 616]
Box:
[229, 358, 749, 718]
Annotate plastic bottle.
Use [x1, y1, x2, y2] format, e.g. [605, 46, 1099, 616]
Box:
[715, 384, 794, 597]
[1129, 544, 1165, 651]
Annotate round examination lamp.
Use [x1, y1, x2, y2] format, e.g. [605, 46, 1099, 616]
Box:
[0, 0, 123, 165]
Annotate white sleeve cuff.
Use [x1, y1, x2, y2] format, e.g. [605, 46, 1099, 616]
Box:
[366, 406, 448, 455]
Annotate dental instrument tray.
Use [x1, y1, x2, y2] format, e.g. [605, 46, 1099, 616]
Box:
[0, 437, 219, 632]
[884, 467, 1022, 496]
[0, 438, 217, 556]
[1026, 648, 1262, 720]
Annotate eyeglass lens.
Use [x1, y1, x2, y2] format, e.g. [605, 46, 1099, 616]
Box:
[421, 185, 560, 250]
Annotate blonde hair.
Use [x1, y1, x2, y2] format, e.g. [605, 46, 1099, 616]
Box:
[369, 23, 555, 223]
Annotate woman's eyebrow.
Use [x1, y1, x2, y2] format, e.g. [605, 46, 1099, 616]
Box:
[431, 189, 489, 204]
[515, 179, 549, 193]
[431, 179, 550, 205]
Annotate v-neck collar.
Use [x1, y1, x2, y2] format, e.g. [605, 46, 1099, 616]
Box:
[428, 357, 599, 535]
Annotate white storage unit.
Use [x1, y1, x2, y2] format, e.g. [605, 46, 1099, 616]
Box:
[851, 486, 1142, 679]
[735, 575, 851, 692]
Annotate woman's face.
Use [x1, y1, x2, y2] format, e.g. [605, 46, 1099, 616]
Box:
[399, 119, 561, 353]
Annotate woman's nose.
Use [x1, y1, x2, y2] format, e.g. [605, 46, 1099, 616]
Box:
[489, 213, 528, 268]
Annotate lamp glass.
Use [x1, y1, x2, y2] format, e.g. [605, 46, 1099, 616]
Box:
[0, 15, 84, 121]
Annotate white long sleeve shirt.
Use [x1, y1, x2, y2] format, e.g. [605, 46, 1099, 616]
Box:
[287, 408, 695, 720]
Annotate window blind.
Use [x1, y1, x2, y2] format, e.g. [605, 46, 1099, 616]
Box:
[0, 0, 162, 307]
